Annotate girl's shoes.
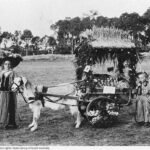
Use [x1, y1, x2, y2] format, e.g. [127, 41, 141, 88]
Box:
[5, 124, 19, 130]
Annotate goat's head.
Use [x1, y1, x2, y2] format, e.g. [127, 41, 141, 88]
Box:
[11, 76, 31, 92]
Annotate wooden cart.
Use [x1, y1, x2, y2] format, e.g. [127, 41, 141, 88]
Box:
[73, 27, 142, 127]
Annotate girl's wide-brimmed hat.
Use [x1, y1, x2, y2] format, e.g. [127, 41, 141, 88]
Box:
[0, 50, 23, 68]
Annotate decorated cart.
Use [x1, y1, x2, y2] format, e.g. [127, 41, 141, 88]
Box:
[74, 26, 142, 128]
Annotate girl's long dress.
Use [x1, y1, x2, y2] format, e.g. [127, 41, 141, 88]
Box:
[0, 71, 17, 125]
[136, 83, 150, 122]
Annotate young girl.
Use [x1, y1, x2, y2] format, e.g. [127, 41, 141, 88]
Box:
[0, 58, 18, 129]
[135, 72, 150, 127]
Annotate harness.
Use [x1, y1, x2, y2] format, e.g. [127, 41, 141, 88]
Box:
[10, 79, 37, 105]
[34, 92, 45, 107]
[11, 81, 29, 104]
[36, 91, 79, 107]
[11, 78, 80, 107]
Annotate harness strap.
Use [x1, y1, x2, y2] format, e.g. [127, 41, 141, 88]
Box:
[40, 93, 79, 100]
[19, 92, 28, 104]
[20, 91, 45, 107]
[44, 96, 77, 106]
[34, 92, 45, 107]
[48, 91, 76, 102]
[28, 97, 35, 100]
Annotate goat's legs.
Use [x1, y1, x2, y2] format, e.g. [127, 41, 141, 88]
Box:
[68, 103, 82, 128]
[75, 110, 82, 128]
[29, 102, 42, 131]
[28, 122, 34, 129]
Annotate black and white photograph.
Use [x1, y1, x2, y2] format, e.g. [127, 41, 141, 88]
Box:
[0, 0, 150, 148]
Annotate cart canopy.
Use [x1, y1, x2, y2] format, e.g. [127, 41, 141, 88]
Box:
[74, 26, 142, 86]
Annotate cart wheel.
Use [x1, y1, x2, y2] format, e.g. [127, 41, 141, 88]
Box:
[86, 96, 119, 128]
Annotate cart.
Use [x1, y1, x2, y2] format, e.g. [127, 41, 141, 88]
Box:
[73, 26, 142, 128]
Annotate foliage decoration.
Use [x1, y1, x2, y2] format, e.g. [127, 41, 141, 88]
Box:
[74, 27, 142, 88]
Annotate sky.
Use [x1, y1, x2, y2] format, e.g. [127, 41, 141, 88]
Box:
[0, 0, 150, 37]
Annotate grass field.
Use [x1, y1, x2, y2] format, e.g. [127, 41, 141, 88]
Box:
[0, 58, 150, 146]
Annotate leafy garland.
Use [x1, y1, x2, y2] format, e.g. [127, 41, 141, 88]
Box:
[74, 40, 142, 88]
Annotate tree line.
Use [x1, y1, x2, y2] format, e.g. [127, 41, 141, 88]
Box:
[51, 8, 150, 53]
[0, 8, 150, 55]
[0, 29, 57, 56]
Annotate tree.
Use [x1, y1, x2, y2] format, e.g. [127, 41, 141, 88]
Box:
[21, 29, 33, 55]
[108, 17, 120, 28]
[21, 29, 33, 40]
[51, 19, 72, 53]
[118, 13, 144, 32]
[40, 35, 50, 53]
[95, 16, 109, 27]
[31, 36, 40, 54]
[47, 36, 56, 54]
[50, 9, 150, 53]
[69, 17, 83, 53]
[117, 12, 145, 45]
[0, 31, 13, 49]
[51, 20, 69, 47]
[81, 17, 93, 31]
[70, 17, 82, 36]
[13, 30, 22, 45]
[143, 7, 150, 23]
[145, 25, 150, 43]
[140, 25, 150, 46]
